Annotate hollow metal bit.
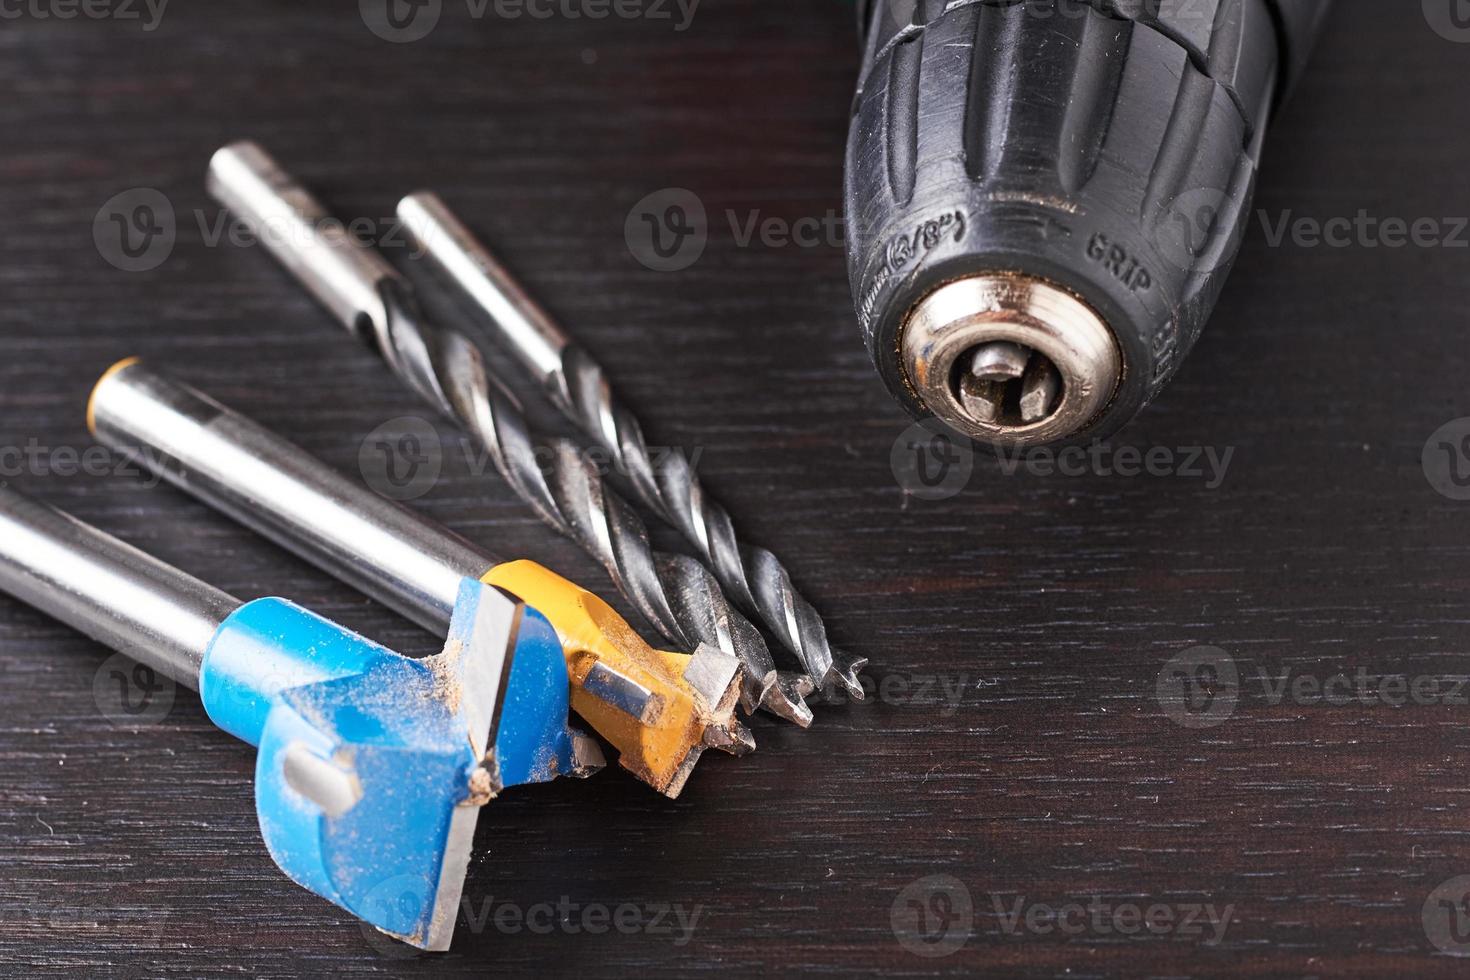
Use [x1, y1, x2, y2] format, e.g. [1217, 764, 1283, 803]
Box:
[396, 192, 867, 699]
[206, 142, 813, 728]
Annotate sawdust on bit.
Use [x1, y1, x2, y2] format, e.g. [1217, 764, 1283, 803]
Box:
[428, 637, 465, 714]
[464, 764, 499, 807]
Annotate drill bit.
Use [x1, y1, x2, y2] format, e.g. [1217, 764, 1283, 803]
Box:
[205, 141, 813, 728]
[89, 358, 770, 792]
[396, 192, 867, 699]
[0, 485, 599, 950]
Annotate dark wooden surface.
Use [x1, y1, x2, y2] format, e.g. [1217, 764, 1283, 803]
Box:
[3, 1, 1469, 976]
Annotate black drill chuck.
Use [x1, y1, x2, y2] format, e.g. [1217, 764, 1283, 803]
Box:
[845, 0, 1331, 447]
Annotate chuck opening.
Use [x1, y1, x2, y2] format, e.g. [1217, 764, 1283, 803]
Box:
[900, 274, 1123, 449]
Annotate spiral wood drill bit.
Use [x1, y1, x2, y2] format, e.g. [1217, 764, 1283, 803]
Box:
[395, 193, 867, 700]
[206, 142, 814, 727]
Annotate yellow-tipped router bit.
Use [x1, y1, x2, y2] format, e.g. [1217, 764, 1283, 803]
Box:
[89, 358, 752, 798]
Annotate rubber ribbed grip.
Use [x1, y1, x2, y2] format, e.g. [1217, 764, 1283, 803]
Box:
[846, 0, 1330, 441]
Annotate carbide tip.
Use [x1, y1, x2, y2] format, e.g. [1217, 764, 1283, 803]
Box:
[705, 719, 757, 757]
[569, 732, 608, 777]
[761, 671, 817, 728]
[829, 654, 869, 701]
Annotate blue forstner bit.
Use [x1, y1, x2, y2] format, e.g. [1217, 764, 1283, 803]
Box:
[0, 485, 603, 951]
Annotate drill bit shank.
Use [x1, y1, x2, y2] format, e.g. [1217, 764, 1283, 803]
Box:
[397, 192, 866, 698]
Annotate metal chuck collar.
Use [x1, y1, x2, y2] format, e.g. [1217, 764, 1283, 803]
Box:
[900, 274, 1122, 449]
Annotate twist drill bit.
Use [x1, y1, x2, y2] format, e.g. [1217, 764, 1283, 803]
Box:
[396, 192, 867, 699]
[206, 141, 814, 728]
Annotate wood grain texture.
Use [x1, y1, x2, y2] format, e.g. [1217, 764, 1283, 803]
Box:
[2, 0, 1469, 976]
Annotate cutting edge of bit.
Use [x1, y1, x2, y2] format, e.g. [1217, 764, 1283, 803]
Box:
[394, 191, 868, 705]
[206, 143, 827, 738]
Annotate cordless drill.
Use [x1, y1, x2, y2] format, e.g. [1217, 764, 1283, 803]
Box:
[845, 0, 1331, 447]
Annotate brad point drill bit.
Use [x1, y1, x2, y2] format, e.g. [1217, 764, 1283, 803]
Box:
[205, 141, 814, 728]
[396, 192, 867, 700]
